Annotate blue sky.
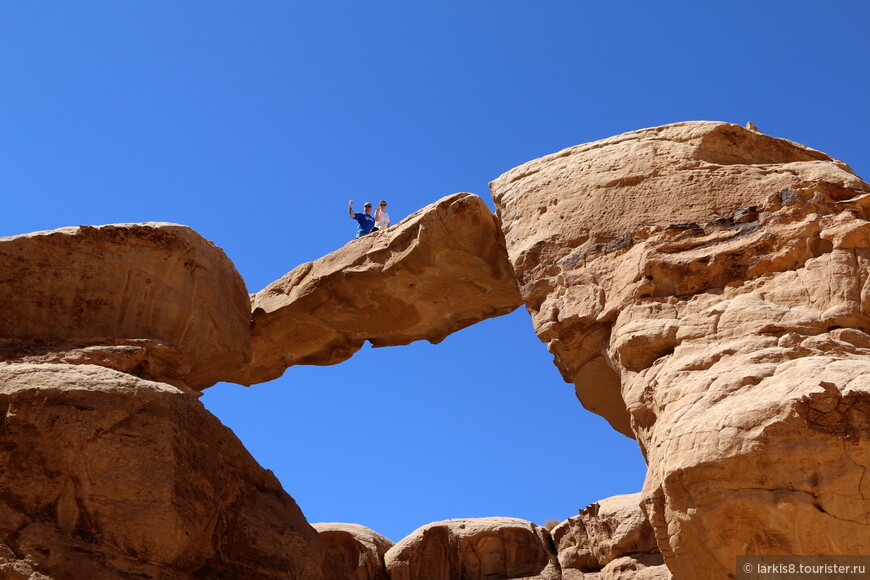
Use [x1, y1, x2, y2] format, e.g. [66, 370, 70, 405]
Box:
[2, 2, 867, 542]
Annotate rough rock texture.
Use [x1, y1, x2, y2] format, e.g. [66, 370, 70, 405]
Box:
[238, 192, 522, 385]
[0, 223, 251, 390]
[385, 518, 561, 580]
[552, 494, 667, 579]
[313, 522, 393, 580]
[491, 121, 866, 435]
[0, 362, 332, 579]
[491, 121, 870, 578]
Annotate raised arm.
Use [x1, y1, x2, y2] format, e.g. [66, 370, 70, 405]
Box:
[348, 200, 355, 218]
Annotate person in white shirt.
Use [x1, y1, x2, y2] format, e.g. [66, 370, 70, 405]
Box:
[374, 200, 391, 230]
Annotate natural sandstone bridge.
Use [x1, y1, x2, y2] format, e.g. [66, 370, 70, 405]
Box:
[1, 122, 868, 579]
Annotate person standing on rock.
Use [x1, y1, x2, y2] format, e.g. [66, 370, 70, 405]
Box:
[348, 200, 376, 238]
[374, 200, 391, 230]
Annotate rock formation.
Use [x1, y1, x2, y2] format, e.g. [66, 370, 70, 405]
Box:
[490, 121, 870, 578]
[0, 223, 252, 390]
[551, 493, 667, 579]
[0, 195, 524, 578]
[313, 523, 394, 580]
[237, 192, 522, 385]
[0, 363, 331, 579]
[384, 518, 561, 580]
[2, 121, 868, 579]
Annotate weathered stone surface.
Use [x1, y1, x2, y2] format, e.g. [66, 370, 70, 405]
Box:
[0, 223, 251, 390]
[561, 553, 668, 580]
[0, 362, 331, 579]
[385, 517, 561, 580]
[313, 522, 393, 580]
[490, 121, 865, 435]
[552, 494, 657, 570]
[552, 493, 667, 580]
[238, 192, 522, 385]
[491, 122, 870, 578]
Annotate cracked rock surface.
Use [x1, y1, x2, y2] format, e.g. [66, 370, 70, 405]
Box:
[491, 121, 870, 578]
[552, 493, 667, 579]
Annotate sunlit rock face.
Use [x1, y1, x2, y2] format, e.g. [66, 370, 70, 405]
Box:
[0, 223, 252, 390]
[384, 517, 561, 580]
[237, 192, 523, 385]
[552, 493, 668, 579]
[491, 121, 870, 578]
[0, 363, 332, 579]
[313, 522, 393, 580]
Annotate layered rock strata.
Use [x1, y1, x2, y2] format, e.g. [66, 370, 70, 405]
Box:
[490, 121, 870, 578]
[238, 192, 522, 384]
[384, 518, 561, 580]
[0, 223, 251, 390]
[313, 523, 394, 580]
[0, 363, 332, 579]
[551, 494, 667, 579]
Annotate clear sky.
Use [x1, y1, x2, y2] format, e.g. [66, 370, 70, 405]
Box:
[1, 2, 867, 543]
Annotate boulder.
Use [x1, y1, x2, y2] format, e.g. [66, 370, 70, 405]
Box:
[313, 522, 393, 580]
[490, 121, 870, 578]
[0, 362, 331, 579]
[384, 517, 561, 580]
[0, 223, 251, 390]
[552, 494, 667, 579]
[551, 493, 658, 570]
[238, 192, 522, 385]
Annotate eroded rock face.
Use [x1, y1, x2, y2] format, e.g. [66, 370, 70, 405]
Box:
[313, 523, 393, 580]
[384, 517, 561, 580]
[238, 192, 522, 385]
[490, 122, 870, 578]
[0, 363, 330, 579]
[490, 121, 865, 435]
[552, 493, 667, 580]
[0, 223, 252, 390]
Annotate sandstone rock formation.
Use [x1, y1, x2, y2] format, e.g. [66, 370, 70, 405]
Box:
[490, 121, 870, 578]
[551, 494, 667, 579]
[313, 522, 393, 580]
[3, 121, 869, 579]
[0, 363, 332, 579]
[238, 192, 522, 385]
[0, 223, 251, 390]
[384, 517, 561, 580]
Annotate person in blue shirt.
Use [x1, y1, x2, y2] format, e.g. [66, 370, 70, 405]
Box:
[348, 200, 376, 238]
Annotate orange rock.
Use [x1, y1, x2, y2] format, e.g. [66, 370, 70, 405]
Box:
[490, 121, 865, 436]
[0, 362, 331, 579]
[491, 121, 870, 578]
[314, 522, 393, 580]
[0, 223, 251, 390]
[551, 493, 663, 575]
[237, 192, 522, 385]
[385, 517, 560, 580]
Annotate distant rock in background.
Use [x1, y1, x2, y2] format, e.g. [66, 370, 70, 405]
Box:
[384, 517, 561, 580]
[313, 523, 393, 580]
[552, 493, 667, 579]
